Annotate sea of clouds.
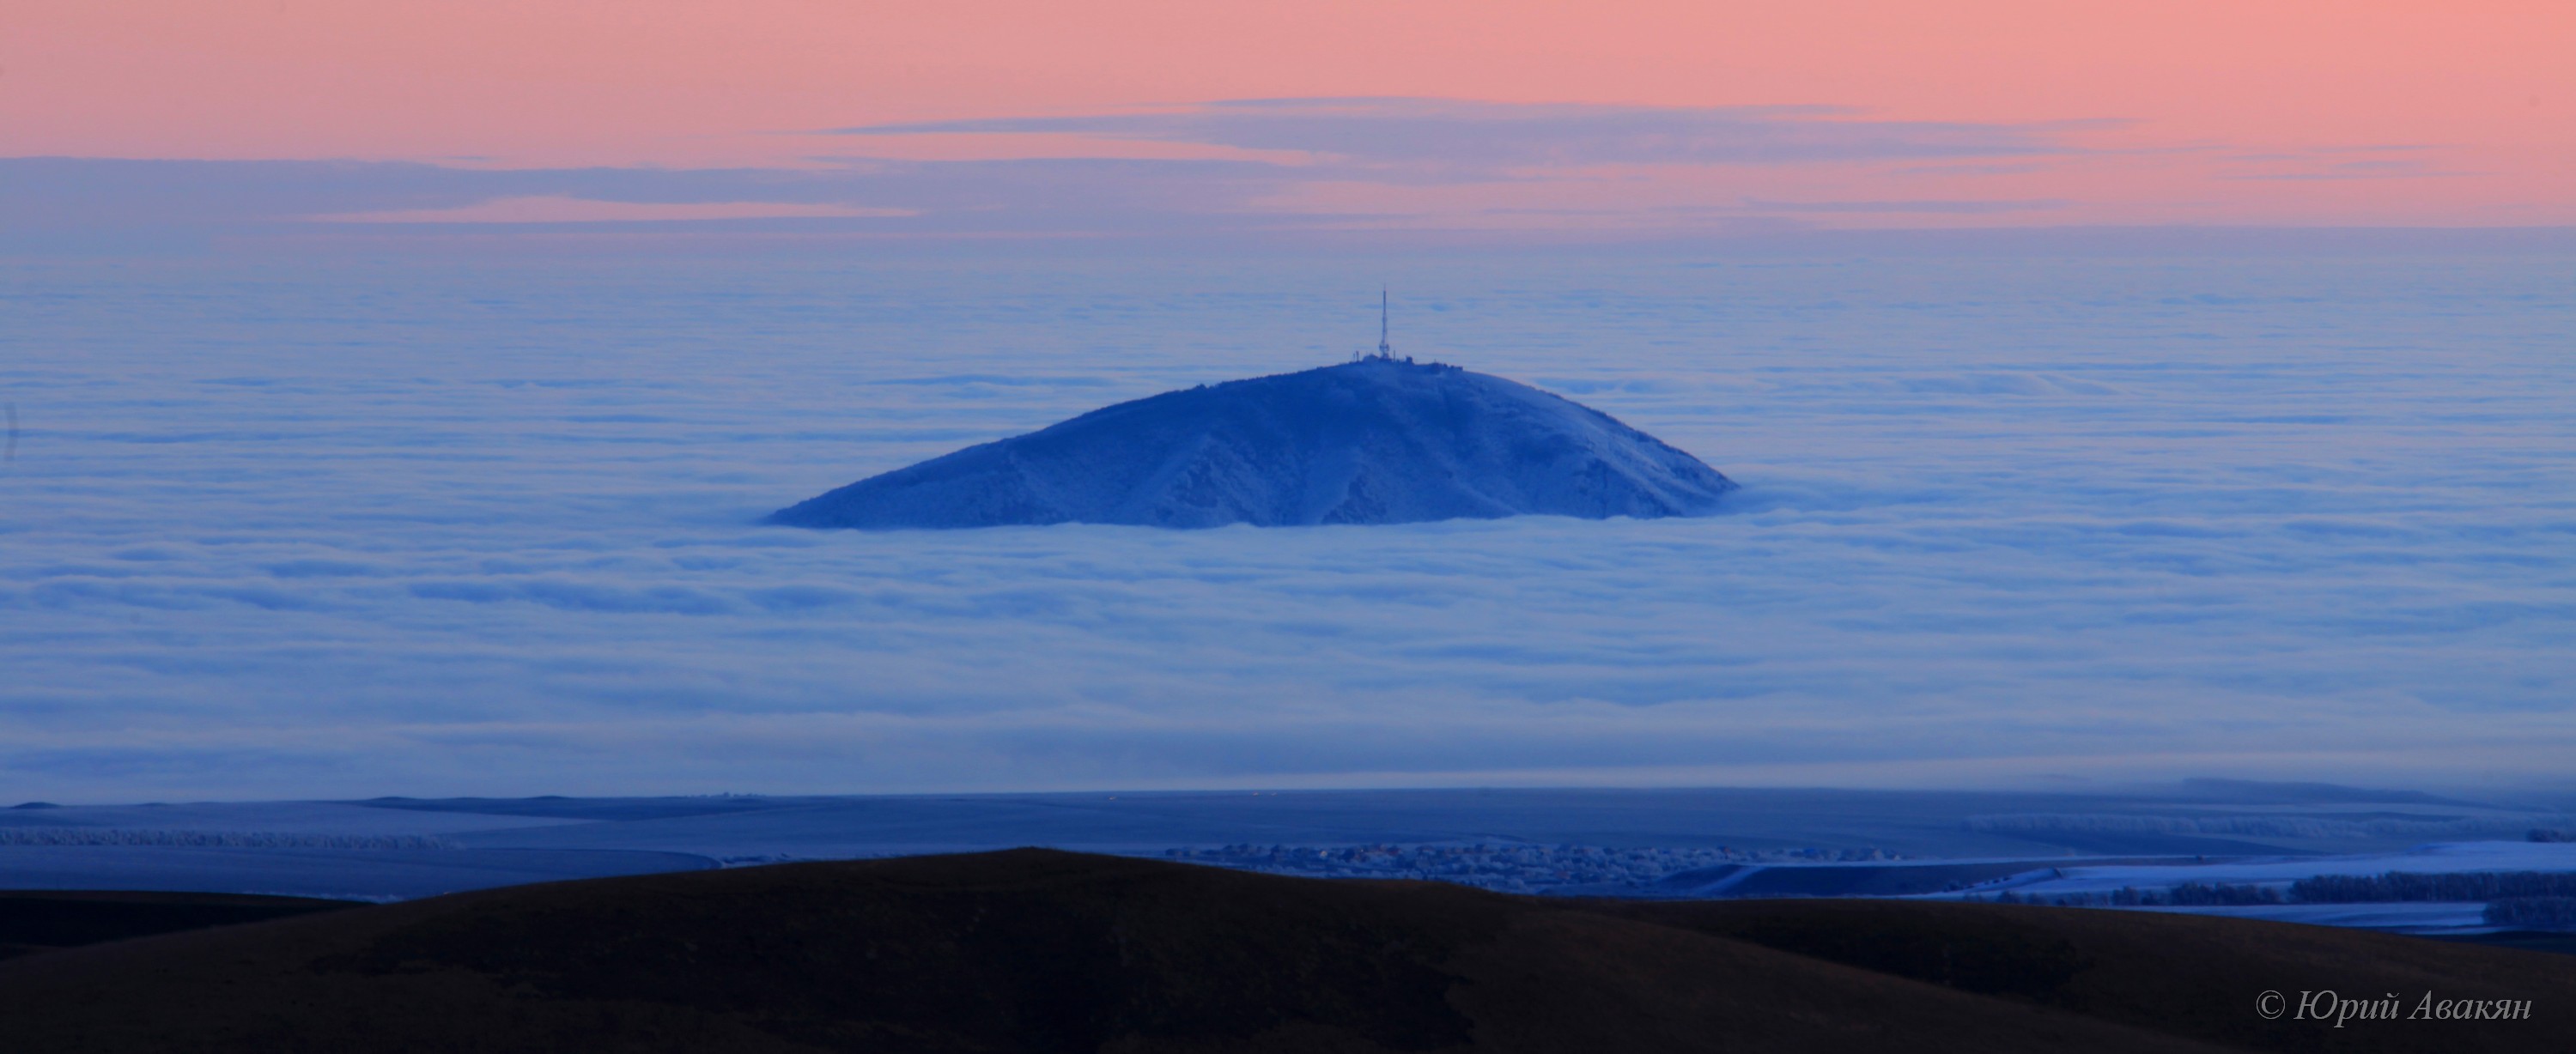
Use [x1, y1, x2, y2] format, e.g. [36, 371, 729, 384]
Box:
[3, 245, 2571, 800]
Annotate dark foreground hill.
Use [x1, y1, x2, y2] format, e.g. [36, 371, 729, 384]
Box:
[770, 359, 1736, 529]
[2, 851, 2569, 1053]
[0, 890, 355, 962]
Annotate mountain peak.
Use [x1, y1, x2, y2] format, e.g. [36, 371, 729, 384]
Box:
[770, 360, 1736, 530]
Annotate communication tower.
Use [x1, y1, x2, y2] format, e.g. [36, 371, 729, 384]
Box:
[1377, 288, 1393, 359]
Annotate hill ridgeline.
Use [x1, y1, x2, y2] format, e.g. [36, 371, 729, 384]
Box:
[770, 358, 1737, 530]
[7, 850, 2570, 1052]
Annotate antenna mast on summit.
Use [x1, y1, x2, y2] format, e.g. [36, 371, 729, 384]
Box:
[1378, 288, 1392, 359]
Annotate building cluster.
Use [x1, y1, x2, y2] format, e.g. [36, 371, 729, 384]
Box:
[1162, 842, 1899, 894]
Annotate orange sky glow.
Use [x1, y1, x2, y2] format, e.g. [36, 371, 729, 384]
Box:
[9, 0, 2571, 230]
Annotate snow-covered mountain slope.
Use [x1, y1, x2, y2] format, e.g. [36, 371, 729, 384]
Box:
[769, 359, 1737, 529]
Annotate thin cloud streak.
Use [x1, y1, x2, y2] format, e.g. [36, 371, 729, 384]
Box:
[825, 97, 2087, 170]
[316, 197, 919, 224]
[1742, 199, 2070, 215]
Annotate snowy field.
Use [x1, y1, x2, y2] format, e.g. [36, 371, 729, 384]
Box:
[2129, 903, 2494, 934]
[3, 244, 2573, 799]
[1929, 841, 2576, 935]
[1959, 839, 2576, 897]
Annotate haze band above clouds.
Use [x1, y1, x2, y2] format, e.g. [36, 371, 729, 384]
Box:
[0, 98, 2476, 251]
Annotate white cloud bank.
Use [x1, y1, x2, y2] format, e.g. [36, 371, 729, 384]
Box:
[1, 247, 2571, 801]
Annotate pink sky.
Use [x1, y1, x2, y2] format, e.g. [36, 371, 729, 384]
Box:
[11, 1, 2572, 228]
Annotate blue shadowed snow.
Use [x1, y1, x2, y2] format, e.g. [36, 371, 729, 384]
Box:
[769, 358, 1735, 529]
